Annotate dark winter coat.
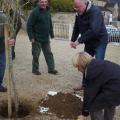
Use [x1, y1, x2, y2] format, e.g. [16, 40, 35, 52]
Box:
[0, 10, 21, 53]
[82, 59, 120, 116]
[0, 12, 6, 53]
[71, 4, 108, 49]
[27, 6, 54, 42]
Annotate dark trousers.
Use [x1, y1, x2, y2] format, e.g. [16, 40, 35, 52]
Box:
[32, 41, 55, 72]
[11, 37, 16, 60]
[82, 43, 107, 87]
[11, 46, 15, 60]
[0, 52, 6, 86]
[84, 43, 107, 60]
[90, 107, 115, 120]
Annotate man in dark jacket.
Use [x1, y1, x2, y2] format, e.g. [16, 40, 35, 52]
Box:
[73, 52, 120, 120]
[71, 0, 108, 60]
[27, 0, 58, 75]
[0, 11, 7, 92]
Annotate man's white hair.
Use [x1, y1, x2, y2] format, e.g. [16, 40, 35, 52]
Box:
[79, 0, 91, 4]
[80, 0, 87, 3]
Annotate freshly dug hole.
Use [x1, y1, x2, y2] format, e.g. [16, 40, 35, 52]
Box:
[0, 100, 33, 118]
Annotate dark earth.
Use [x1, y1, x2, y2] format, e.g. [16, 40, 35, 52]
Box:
[39, 92, 83, 119]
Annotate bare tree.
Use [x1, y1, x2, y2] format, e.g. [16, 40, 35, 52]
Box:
[0, 0, 30, 118]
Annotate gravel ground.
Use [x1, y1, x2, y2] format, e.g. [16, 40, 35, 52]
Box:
[0, 30, 120, 120]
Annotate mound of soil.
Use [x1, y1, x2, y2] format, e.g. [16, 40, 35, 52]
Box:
[39, 92, 83, 119]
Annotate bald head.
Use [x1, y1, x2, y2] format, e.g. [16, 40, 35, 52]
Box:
[74, 0, 87, 14]
[74, 0, 88, 5]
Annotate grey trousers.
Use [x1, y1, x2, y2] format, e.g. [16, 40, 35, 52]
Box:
[90, 107, 115, 120]
[32, 41, 55, 71]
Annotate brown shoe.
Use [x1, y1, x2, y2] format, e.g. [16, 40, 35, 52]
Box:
[0, 86, 7, 92]
[32, 70, 41, 75]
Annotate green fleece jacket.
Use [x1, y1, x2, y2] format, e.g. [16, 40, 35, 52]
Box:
[27, 6, 54, 42]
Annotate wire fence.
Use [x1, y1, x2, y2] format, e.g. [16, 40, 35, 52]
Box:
[108, 29, 120, 43]
[53, 22, 70, 40]
[53, 21, 120, 44]
[53, 21, 73, 41]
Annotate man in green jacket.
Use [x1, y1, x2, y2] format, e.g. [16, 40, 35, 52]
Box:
[27, 0, 58, 75]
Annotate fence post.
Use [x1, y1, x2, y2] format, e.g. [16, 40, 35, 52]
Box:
[69, 24, 72, 40]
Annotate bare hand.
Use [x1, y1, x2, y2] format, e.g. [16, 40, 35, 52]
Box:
[74, 40, 80, 47]
[76, 115, 86, 120]
[8, 39, 14, 46]
[70, 41, 76, 49]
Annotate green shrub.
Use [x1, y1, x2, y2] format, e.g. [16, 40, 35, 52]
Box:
[22, 0, 74, 13]
[49, 0, 74, 12]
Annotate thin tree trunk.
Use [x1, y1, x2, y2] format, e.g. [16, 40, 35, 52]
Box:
[4, 24, 12, 119]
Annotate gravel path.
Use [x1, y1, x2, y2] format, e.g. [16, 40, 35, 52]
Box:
[0, 30, 120, 120]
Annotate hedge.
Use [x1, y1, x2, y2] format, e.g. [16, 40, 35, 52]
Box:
[49, 0, 74, 12]
[22, 0, 74, 13]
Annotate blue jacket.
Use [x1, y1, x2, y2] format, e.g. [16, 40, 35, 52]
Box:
[71, 5, 108, 48]
[0, 12, 6, 53]
[82, 59, 120, 116]
[0, 37, 4, 53]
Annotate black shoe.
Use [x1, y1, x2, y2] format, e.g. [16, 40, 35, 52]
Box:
[74, 86, 84, 91]
[0, 86, 7, 92]
[48, 70, 58, 75]
[32, 70, 41, 75]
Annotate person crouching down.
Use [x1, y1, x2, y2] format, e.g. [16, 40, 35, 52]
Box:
[72, 52, 120, 120]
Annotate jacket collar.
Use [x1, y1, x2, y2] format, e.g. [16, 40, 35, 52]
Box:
[77, 0, 92, 16]
[39, 6, 49, 11]
[86, 0, 92, 12]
